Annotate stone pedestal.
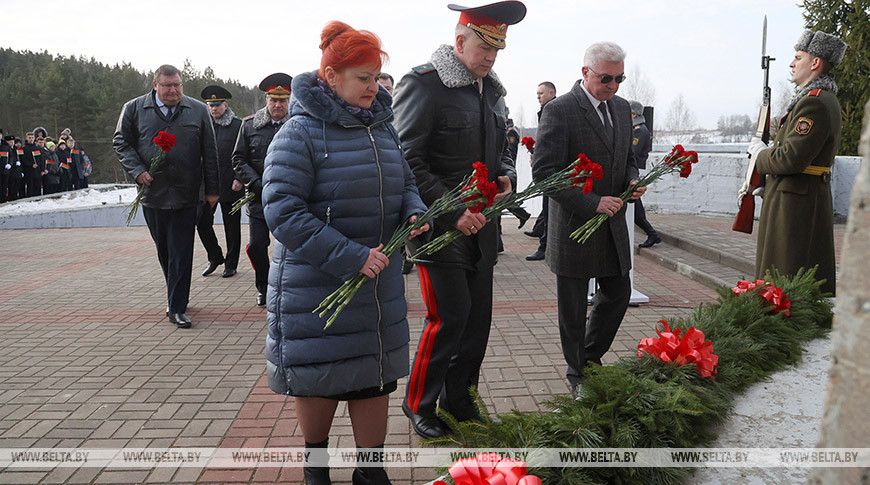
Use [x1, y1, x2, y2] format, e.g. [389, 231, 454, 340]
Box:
[809, 101, 870, 484]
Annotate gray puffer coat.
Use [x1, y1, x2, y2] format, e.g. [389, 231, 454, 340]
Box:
[262, 70, 427, 397]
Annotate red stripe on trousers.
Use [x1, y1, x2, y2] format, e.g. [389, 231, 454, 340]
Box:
[245, 244, 255, 270]
[408, 264, 441, 413]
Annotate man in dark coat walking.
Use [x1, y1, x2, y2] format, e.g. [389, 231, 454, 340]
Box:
[393, 1, 524, 439]
[532, 41, 646, 393]
[232, 73, 292, 307]
[198, 85, 244, 279]
[747, 30, 846, 296]
[114, 64, 220, 328]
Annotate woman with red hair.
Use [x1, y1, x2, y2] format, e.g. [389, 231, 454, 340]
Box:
[262, 21, 428, 485]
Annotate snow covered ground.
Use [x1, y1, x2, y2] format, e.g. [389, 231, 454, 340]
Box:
[0, 185, 137, 217]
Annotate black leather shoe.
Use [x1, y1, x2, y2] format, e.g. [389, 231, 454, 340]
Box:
[523, 230, 543, 238]
[525, 249, 545, 261]
[221, 268, 236, 278]
[352, 466, 391, 485]
[402, 401, 447, 439]
[638, 235, 662, 248]
[257, 292, 266, 307]
[304, 465, 331, 485]
[201, 260, 223, 276]
[168, 313, 192, 328]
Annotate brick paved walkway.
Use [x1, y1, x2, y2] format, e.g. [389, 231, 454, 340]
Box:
[0, 218, 723, 484]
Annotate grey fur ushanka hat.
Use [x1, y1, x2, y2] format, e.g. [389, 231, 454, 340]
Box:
[794, 30, 847, 66]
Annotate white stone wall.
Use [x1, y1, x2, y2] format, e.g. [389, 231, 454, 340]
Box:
[639, 153, 861, 219]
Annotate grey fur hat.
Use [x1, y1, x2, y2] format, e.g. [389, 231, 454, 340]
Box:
[794, 30, 847, 67]
[629, 100, 644, 116]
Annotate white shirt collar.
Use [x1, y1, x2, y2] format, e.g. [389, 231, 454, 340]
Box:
[580, 80, 610, 124]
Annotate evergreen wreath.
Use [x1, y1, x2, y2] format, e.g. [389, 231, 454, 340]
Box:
[427, 267, 832, 484]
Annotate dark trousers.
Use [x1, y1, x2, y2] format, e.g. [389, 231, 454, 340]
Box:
[634, 199, 658, 237]
[0, 174, 7, 203]
[143, 205, 197, 314]
[197, 200, 242, 270]
[556, 272, 632, 387]
[406, 263, 494, 421]
[27, 175, 42, 197]
[533, 196, 548, 251]
[79, 176, 88, 189]
[247, 216, 271, 292]
[71, 172, 81, 190]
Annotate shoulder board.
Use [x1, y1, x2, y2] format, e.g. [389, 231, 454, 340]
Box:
[412, 63, 436, 75]
[808, 89, 822, 97]
[242, 114, 255, 121]
[234, 116, 243, 121]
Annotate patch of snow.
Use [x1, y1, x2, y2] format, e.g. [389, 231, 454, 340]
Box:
[0, 185, 137, 217]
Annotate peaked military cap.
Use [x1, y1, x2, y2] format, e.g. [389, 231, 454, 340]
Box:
[258, 73, 293, 99]
[201, 85, 233, 105]
[448, 1, 527, 49]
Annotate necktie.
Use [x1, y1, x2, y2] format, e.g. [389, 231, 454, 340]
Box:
[166, 106, 174, 118]
[598, 102, 612, 136]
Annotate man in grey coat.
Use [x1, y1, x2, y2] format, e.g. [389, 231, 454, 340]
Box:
[114, 64, 220, 328]
[532, 42, 646, 393]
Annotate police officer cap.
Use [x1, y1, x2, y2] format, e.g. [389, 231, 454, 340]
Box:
[448, 1, 527, 49]
[258, 73, 293, 99]
[794, 30, 847, 67]
[201, 85, 233, 105]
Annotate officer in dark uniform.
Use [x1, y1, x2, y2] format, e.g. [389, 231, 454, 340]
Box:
[199, 85, 244, 278]
[232, 73, 292, 306]
[1, 134, 15, 202]
[393, 1, 524, 439]
[629, 100, 660, 248]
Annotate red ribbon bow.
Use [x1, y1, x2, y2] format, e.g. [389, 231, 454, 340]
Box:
[434, 453, 542, 485]
[732, 279, 791, 316]
[637, 321, 719, 378]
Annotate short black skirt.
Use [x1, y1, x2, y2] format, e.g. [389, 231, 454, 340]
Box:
[296, 380, 398, 401]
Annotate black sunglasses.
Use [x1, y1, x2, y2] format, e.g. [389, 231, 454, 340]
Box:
[587, 67, 626, 84]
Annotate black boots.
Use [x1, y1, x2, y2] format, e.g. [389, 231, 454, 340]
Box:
[304, 439, 331, 485]
[352, 445, 391, 485]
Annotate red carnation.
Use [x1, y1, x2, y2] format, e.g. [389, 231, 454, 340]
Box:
[461, 162, 498, 214]
[153, 131, 176, 153]
[521, 136, 536, 153]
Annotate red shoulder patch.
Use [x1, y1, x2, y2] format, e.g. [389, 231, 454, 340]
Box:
[808, 89, 822, 97]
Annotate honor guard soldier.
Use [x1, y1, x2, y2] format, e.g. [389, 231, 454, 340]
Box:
[747, 30, 847, 296]
[199, 85, 244, 278]
[232, 73, 292, 306]
[393, 1, 524, 438]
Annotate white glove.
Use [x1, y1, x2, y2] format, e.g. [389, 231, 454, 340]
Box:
[15, 161, 21, 166]
[4, 164, 10, 170]
[746, 137, 768, 162]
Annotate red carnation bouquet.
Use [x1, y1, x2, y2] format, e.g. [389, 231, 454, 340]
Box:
[521, 136, 535, 153]
[125, 131, 176, 225]
[732, 279, 791, 316]
[414, 155, 603, 257]
[314, 166, 485, 329]
[571, 144, 698, 244]
[638, 320, 718, 378]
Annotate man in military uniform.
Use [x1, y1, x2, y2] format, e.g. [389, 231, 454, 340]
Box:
[629, 100, 660, 248]
[232, 73, 292, 306]
[747, 30, 846, 296]
[393, 1, 524, 438]
[1, 134, 16, 203]
[199, 85, 244, 279]
[23, 132, 42, 197]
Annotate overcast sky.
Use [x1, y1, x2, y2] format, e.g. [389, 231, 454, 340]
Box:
[2, 0, 808, 129]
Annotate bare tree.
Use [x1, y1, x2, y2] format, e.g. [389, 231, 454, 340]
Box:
[717, 114, 754, 142]
[664, 93, 697, 144]
[619, 65, 656, 107]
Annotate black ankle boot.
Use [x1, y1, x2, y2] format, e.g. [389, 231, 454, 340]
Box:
[352, 444, 391, 485]
[304, 439, 331, 485]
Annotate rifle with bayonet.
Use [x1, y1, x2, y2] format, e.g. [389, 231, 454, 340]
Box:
[733, 15, 774, 234]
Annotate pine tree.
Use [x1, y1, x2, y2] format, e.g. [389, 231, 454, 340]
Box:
[800, 0, 870, 155]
